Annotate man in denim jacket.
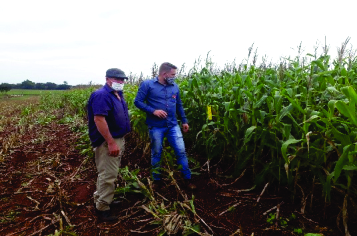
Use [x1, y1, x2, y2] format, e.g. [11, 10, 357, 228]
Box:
[134, 62, 196, 190]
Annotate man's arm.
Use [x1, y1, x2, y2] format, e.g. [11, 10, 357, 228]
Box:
[176, 89, 189, 132]
[94, 115, 120, 156]
[134, 81, 167, 119]
[134, 81, 155, 114]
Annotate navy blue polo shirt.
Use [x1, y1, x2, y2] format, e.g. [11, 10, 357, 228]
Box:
[134, 77, 188, 128]
[87, 84, 131, 147]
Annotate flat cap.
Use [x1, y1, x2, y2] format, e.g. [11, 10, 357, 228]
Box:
[106, 68, 128, 79]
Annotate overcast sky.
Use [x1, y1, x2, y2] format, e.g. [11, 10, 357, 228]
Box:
[0, 0, 355, 85]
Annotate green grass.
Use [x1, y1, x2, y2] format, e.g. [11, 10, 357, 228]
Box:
[6, 89, 64, 95]
[0, 89, 65, 100]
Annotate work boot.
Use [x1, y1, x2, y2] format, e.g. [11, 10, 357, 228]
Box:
[94, 200, 121, 209]
[96, 209, 119, 222]
[185, 179, 197, 190]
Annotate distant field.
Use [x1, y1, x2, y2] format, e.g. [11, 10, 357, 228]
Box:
[6, 89, 65, 95]
[0, 89, 65, 100]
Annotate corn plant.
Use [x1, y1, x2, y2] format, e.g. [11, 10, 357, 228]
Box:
[174, 47, 357, 211]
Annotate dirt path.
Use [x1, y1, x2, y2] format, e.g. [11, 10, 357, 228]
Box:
[0, 98, 349, 235]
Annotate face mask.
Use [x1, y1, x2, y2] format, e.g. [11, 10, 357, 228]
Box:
[111, 82, 124, 91]
[165, 77, 176, 85]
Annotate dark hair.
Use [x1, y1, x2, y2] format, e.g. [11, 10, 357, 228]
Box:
[159, 62, 177, 75]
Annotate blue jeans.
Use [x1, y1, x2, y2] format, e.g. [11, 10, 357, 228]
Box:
[149, 125, 191, 180]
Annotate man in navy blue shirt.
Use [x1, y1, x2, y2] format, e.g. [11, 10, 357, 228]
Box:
[134, 62, 196, 190]
[87, 68, 131, 222]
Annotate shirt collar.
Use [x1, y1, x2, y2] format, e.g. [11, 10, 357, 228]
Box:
[104, 83, 114, 93]
[104, 84, 123, 97]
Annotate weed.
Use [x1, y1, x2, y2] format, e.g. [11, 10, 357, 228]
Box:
[0, 211, 20, 223]
[266, 212, 296, 229]
[293, 228, 303, 234]
[48, 226, 77, 236]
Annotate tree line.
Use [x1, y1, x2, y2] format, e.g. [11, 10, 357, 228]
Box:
[0, 80, 71, 93]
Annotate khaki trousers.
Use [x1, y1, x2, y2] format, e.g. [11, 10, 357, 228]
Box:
[93, 138, 125, 211]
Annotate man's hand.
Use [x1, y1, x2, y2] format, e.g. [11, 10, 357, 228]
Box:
[182, 123, 189, 133]
[94, 116, 120, 157]
[153, 110, 168, 119]
[108, 141, 120, 157]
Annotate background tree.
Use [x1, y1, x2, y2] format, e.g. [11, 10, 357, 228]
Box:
[0, 83, 12, 93]
[35, 83, 46, 90]
[21, 80, 36, 89]
[57, 81, 71, 90]
[44, 82, 57, 90]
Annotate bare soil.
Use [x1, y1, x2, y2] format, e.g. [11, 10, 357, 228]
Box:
[0, 99, 355, 236]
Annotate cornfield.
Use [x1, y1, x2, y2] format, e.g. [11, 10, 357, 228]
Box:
[33, 41, 357, 235]
[127, 47, 357, 205]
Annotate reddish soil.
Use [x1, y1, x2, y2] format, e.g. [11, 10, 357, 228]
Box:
[0, 100, 355, 235]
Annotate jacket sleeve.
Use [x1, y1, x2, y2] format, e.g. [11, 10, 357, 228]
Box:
[176, 88, 188, 124]
[134, 81, 155, 114]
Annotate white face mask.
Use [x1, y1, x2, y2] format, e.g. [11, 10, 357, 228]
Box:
[111, 82, 124, 91]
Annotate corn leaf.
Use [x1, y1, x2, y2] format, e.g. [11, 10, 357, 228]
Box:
[244, 126, 256, 145]
[335, 101, 357, 126]
[281, 138, 302, 164]
[334, 145, 353, 182]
